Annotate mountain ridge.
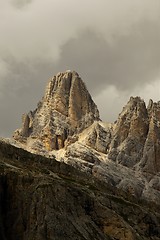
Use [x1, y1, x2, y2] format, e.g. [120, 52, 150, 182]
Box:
[11, 70, 160, 205]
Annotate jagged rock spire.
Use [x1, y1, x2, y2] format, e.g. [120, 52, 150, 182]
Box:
[44, 71, 99, 125]
[13, 71, 100, 151]
[107, 97, 149, 167]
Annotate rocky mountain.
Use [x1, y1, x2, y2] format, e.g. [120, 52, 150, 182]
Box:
[13, 71, 99, 151]
[0, 70, 160, 239]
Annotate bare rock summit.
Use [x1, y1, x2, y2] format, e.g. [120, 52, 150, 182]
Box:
[13, 71, 100, 151]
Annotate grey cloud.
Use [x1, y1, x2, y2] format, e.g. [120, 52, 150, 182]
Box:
[55, 20, 160, 95]
[11, 0, 33, 8]
[0, 56, 56, 137]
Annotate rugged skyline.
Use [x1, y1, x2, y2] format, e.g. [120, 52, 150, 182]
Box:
[1, 0, 160, 136]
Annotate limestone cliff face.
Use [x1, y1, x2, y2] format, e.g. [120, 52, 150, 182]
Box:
[108, 97, 149, 168]
[107, 97, 160, 174]
[13, 71, 100, 151]
[44, 71, 99, 126]
[81, 96, 160, 175]
[140, 100, 160, 173]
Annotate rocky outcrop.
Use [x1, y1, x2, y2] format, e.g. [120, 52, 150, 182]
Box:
[13, 71, 100, 151]
[139, 100, 160, 173]
[106, 97, 160, 174]
[81, 122, 112, 154]
[107, 97, 148, 168]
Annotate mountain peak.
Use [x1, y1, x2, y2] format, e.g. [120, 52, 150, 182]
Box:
[44, 70, 98, 120]
[13, 71, 100, 151]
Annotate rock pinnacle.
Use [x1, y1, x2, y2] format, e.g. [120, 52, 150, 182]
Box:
[13, 71, 100, 151]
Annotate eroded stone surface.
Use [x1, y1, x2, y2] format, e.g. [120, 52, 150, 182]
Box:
[13, 71, 100, 151]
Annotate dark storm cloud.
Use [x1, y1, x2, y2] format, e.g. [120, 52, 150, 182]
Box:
[55, 20, 160, 95]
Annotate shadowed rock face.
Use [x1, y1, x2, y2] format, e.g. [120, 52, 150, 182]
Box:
[0, 140, 160, 240]
[13, 71, 100, 151]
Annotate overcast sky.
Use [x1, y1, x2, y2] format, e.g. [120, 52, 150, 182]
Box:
[1, 0, 160, 137]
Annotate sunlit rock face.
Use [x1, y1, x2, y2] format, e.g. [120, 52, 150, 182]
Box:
[13, 71, 100, 151]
